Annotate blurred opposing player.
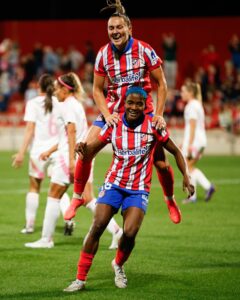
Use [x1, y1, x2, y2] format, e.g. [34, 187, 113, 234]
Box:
[180, 82, 215, 203]
[24, 72, 122, 249]
[63, 87, 194, 292]
[12, 74, 71, 234]
[65, 0, 181, 225]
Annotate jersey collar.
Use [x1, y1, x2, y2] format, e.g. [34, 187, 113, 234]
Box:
[122, 112, 145, 129]
[111, 37, 134, 54]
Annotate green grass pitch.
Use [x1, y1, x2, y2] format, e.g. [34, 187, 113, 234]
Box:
[0, 152, 240, 300]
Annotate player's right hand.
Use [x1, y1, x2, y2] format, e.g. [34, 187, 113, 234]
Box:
[105, 112, 120, 126]
[12, 153, 24, 168]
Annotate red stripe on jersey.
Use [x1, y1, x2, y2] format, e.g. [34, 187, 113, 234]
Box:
[94, 39, 162, 115]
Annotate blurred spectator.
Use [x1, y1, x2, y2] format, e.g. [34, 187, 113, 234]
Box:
[24, 80, 38, 102]
[162, 33, 178, 89]
[32, 42, 44, 76]
[228, 34, 240, 71]
[0, 70, 11, 111]
[84, 41, 96, 65]
[68, 45, 84, 71]
[43, 46, 59, 74]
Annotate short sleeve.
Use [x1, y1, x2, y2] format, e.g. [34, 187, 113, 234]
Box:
[187, 102, 199, 120]
[24, 101, 37, 122]
[144, 44, 162, 72]
[94, 50, 106, 77]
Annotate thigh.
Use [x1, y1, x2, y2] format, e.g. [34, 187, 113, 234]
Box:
[29, 176, 42, 193]
[85, 125, 102, 144]
[122, 206, 145, 236]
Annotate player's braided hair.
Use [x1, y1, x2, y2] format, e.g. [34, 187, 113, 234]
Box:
[101, 0, 131, 27]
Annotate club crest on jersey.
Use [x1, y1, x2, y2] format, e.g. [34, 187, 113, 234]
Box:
[132, 58, 140, 68]
[98, 190, 105, 198]
[141, 134, 148, 142]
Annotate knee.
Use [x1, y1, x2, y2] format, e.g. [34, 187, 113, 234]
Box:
[123, 225, 139, 240]
[154, 160, 169, 171]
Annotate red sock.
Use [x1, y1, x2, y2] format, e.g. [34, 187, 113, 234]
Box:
[77, 251, 94, 281]
[115, 248, 132, 266]
[156, 165, 174, 199]
[74, 159, 92, 194]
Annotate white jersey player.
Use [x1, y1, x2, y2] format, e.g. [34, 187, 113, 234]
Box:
[180, 82, 215, 203]
[12, 74, 70, 233]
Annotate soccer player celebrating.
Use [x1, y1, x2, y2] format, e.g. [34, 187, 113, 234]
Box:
[63, 86, 194, 292]
[65, 0, 181, 225]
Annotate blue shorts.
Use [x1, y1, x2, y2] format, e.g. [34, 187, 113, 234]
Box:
[96, 183, 149, 214]
[93, 114, 105, 128]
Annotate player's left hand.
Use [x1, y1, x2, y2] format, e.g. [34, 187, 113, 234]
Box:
[152, 115, 166, 130]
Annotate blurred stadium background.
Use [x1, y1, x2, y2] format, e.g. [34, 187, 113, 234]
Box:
[0, 1, 240, 299]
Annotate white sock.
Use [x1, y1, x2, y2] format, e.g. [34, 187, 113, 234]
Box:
[86, 198, 97, 212]
[42, 197, 60, 240]
[25, 192, 39, 229]
[59, 193, 70, 217]
[86, 198, 120, 235]
[193, 168, 211, 191]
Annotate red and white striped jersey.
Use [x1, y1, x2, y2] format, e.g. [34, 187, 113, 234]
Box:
[94, 38, 162, 115]
[98, 114, 169, 193]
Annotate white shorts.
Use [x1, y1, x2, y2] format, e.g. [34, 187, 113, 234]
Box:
[182, 145, 205, 160]
[28, 155, 52, 179]
[50, 153, 95, 186]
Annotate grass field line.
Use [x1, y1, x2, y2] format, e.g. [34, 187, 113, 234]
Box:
[0, 178, 239, 194]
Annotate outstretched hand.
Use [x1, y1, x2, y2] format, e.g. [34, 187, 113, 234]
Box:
[152, 115, 166, 130]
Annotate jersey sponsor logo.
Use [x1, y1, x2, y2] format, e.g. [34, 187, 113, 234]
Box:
[111, 72, 141, 84]
[115, 145, 150, 156]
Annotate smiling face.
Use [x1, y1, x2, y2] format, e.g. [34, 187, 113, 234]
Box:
[107, 16, 132, 51]
[125, 93, 146, 124]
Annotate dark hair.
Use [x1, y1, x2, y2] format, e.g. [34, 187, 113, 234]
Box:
[101, 0, 131, 28]
[38, 74, 54, 114]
